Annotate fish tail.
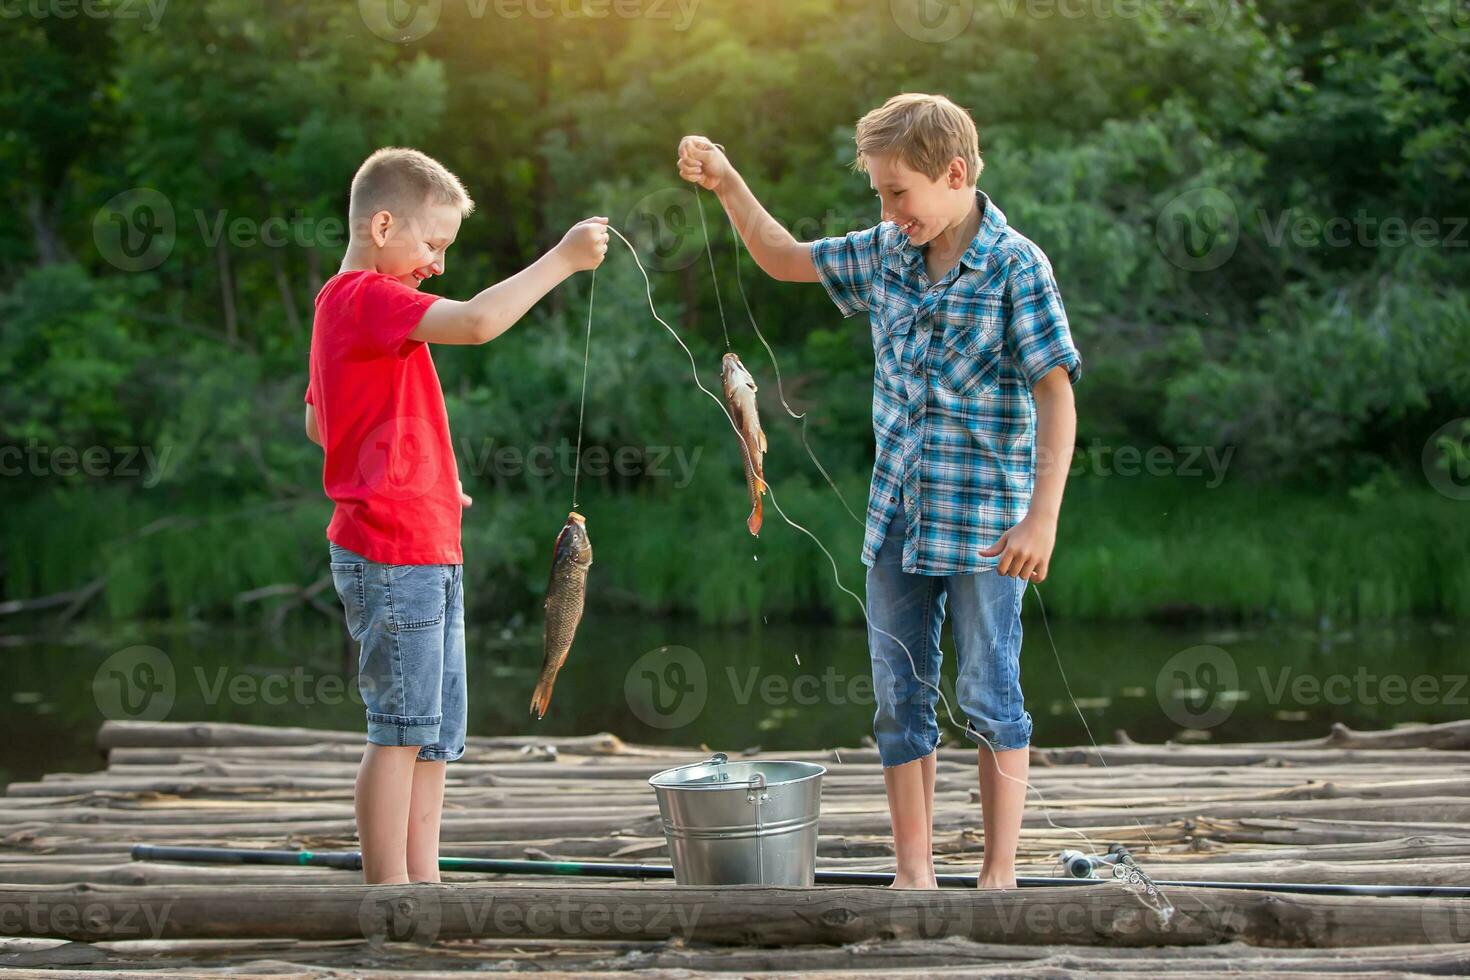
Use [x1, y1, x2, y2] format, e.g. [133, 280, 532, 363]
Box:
[530, 669, 559, 719]
[747, 494, 763, 536]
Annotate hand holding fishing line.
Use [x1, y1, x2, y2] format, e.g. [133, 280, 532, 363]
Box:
[677, 136, 730, 192]
[554, 215, 612, 272]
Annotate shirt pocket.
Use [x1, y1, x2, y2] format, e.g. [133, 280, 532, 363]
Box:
[933, 292, 1006, 398]
[871, 287, 913, 378]
[329, 561, 367, 641]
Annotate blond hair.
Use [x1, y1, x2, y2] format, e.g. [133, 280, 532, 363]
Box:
[348, 147, 475, 232]
[853, 93, 983, 186]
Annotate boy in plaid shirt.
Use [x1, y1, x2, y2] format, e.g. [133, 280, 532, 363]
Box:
[678, 93, 1081, 889]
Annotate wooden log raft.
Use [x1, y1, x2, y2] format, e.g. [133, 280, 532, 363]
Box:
[2, 881, 1468, 948]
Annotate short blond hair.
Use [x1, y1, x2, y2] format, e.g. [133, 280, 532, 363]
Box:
[853, 93, 983, 186]
[349, 147, 475, 232]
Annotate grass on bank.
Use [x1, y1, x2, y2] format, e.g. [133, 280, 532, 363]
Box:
[3, 469, 1466, 627]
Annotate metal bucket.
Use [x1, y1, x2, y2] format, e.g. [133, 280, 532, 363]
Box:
[648, 752, 826, 886]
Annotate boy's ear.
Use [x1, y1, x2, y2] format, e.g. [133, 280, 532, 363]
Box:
[948, 157, 967, 189]
[370, 210, 394, 247]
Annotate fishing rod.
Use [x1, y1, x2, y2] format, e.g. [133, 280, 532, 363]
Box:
[130, 845, 1468, 898]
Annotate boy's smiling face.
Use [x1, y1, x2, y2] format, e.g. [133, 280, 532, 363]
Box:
[867, 153, 975, 248]
[368, 200, 463, 289]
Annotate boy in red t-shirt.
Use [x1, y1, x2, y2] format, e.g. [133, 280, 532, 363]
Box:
[305, 146, 607, 884]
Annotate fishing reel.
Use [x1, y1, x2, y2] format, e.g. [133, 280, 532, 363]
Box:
[1057, 843, 1133, 879]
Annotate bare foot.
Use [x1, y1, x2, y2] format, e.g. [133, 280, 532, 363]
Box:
[891, 874, 940, 889]
[977, 874, 1017, 889]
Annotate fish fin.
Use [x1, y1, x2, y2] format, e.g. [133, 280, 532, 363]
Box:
[758, 429, 767, 453]
[748, 497, 763, 536]
[529, 675, 556, 719]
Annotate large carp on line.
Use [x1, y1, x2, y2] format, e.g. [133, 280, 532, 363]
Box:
[530, 511, 592, 719]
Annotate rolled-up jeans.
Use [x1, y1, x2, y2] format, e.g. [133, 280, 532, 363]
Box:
[865, 499, 1031, 767]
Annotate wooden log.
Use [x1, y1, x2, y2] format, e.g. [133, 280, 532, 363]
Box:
[1231, 720, 1470, 753]
[1157, 835, 1470, 865]
[2, 936, 1469, 975]
[1, 881, 1467, 948]
[1034, 746, 1470, 767]
[1, 856, 1466, 889]
[95, 721, 645, 757]
[88, 763, 1470, 809]
[90, 717, 1470, 762]
[19, 794, 1465, 845]
[1189, 817, 1470, 846]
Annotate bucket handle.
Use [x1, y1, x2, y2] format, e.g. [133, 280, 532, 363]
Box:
[702, 753, 768, 801]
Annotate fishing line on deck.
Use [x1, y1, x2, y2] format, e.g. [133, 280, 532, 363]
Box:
[607, 221, 1174, 916]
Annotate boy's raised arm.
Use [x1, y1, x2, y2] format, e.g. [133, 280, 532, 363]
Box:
[410, 217, 609, 346]
[678, 136, 820, 284]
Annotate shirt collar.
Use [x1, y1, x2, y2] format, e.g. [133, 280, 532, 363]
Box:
[891, 188, 1006, 273]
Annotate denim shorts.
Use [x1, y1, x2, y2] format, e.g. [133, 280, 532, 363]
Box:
[865, 499, 1032, 767]
[328, 541, 466, 762]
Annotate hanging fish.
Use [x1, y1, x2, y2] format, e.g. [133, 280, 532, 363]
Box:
[531, 511, 593, 719]
[721, 352, 768, 536]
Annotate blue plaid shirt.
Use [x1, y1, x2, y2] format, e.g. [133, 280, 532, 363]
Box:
[812, 190, 1082, 575]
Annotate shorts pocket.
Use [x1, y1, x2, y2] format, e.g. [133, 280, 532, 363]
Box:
[329, 561, 367, 641]
[386, 564, 449, 632]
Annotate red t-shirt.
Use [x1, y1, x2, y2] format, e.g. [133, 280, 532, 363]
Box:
[305, 270, 462, 565]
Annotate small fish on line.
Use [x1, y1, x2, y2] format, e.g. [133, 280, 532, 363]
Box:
[531, 511, 593, 719]
[721, 351, 767, 536]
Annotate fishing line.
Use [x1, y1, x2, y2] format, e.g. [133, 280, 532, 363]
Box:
[693, 176, 865, 528]
[693, 189, 732, 352]
[570, 268, 597, 510]
[607, 222, 1170, 912]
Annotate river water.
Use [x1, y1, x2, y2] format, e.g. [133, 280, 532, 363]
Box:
[3, 613, 1464, 786]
